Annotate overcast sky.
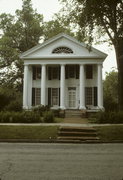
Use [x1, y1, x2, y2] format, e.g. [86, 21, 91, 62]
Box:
[0, 0, 117, 78]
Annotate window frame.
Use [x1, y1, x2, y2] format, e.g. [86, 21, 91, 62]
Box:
[86, 65, 93, 79]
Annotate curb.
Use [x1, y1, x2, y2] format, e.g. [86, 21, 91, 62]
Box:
[0, 139, 123, 144]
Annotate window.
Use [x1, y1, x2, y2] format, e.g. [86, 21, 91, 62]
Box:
[85, 87, 93, 105]
[32, 88, 41, 106]
[33, 66, 41, 80]
[86, 65, 93, 79]
[52, 46, 73, 54]
[52, 88, 59, 106]
[52, 67, 59, 79]
[85, 87, 98, 107]
[35, 88, 41, 105]
[48, 66, 60, 80]
[65, 65, 79, 79]
[69, 65, 75, 78]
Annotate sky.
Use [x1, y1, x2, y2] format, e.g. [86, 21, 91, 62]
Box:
[0, 0, 117, 78]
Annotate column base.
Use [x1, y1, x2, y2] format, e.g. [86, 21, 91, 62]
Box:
[23, 106, 29, 110]
[98, 106, 105, 111]
[60, 106, 66, 110]
[79, 106, 86, 110]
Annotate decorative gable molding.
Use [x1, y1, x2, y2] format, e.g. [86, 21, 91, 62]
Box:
[20, 33, 107, 60]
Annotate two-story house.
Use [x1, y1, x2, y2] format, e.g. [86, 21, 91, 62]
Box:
[20, 33, 107, 111]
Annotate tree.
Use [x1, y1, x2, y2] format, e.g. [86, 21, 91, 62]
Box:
[103, 70, 118, 111]
[0, 0, 43, 91]
[43, 14, 74, 40]
[59, 0, 123, 110]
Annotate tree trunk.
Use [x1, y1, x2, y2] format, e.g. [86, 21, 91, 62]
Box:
[115, 39, 123, 111]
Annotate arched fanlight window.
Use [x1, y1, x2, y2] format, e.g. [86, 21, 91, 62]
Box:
[52, 46, 73, 54]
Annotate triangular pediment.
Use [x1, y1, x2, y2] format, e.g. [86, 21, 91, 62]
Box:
[20, 33, 107, 60]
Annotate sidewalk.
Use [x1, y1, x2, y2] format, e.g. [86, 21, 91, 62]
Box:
[0, 123, 123, 127]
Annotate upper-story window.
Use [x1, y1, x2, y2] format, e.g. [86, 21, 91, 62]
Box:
[52, 46, 73, 54]
[48, 66, 60, 80]
[65, 65, 79, 79]
[33, 66, 41, 80]
[86, 65, 93, 79]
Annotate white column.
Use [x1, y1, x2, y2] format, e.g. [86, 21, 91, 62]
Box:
[28, 66, 32, 108]
[97, 64, 103, 109]
[79, 64, 86, 109]
[60, 64, 65, 109]
[41, 64, 46, 106]
[23, 64, 29, 109]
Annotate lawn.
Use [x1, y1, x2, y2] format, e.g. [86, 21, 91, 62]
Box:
[95, 125, 123, 142]
[0, 125, 58, 140]
[0, 125, 123, 142]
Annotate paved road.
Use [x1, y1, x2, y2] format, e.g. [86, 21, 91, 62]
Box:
[0, 143, 123, 180]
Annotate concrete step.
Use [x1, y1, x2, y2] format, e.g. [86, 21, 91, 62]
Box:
[59, 126, 96, 132]
[58, 131, 98, 137]
[65, 110, 86, 118]
[57, 136, 100, 140]
[57, 126, 99, 141]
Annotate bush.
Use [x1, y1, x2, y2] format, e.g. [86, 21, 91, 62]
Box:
[4, 100, 22, 112]
[43, 111, 55, 123]
[52, 109, 60, 117]
[0, 111, 41, 123]
[96, 111, 123, 124]
[32, 105, 50, 116]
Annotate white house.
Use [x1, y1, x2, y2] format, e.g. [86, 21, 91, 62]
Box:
[20, 33, 107, 111]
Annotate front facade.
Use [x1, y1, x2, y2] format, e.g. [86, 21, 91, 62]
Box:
[20, 33, 107, 111]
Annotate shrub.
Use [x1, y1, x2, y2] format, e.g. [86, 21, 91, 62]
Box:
[96, 111, 123, 124]
[32, 105, 50, 116]
[52, 109, 60, 117]
[4, 100, 22, 112]
[0, 111, 41, 123]
[43, 111, 55, 123]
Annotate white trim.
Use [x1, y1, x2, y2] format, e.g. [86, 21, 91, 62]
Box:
[20, 33, 107, 59]
[24, 59, 103, 66]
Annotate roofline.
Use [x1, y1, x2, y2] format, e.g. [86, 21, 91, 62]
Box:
[22, 55, 105, 60]
[20, 33, 107, 59]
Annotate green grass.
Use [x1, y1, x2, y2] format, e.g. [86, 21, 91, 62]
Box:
[95, 125, 123, 142]
[54, 117, 64, 123]
[0, 126, 58, 140]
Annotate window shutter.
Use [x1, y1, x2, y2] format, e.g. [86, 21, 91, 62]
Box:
[76, 65, 79, 79]
[65, 65, 68, 79]
[59, 88, 60, 106]
[33, 67, 36, 80]
[48, 67, 52, 80]
[94, 87, 97, 106]
[58, 66, 60, 80]
[48, 88, 51, 106]
[32, 88, 35, 106]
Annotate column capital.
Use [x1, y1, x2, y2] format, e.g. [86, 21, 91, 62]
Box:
[24, 64, 29, 67]
[60, 64, 66, 66]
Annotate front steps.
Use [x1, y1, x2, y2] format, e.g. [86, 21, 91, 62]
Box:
[65, 110, 86, 118]
[57, 126, 100, 142]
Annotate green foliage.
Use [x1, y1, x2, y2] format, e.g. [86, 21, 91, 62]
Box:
[59, 0, 123, 110]
[43, 14, 74, 40]
[52, 109, 61, 117]
[0, 86, 22, 111]
[0, 111, 41, 123]
[43, 111, 55, 123]
[96, 111, 123, 124]
[103, 70, 118, 111]
[0, 0, 43, 89]
[32, 105, 50, 116]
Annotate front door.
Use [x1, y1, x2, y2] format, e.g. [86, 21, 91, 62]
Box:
[68, 87, 76, 109]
